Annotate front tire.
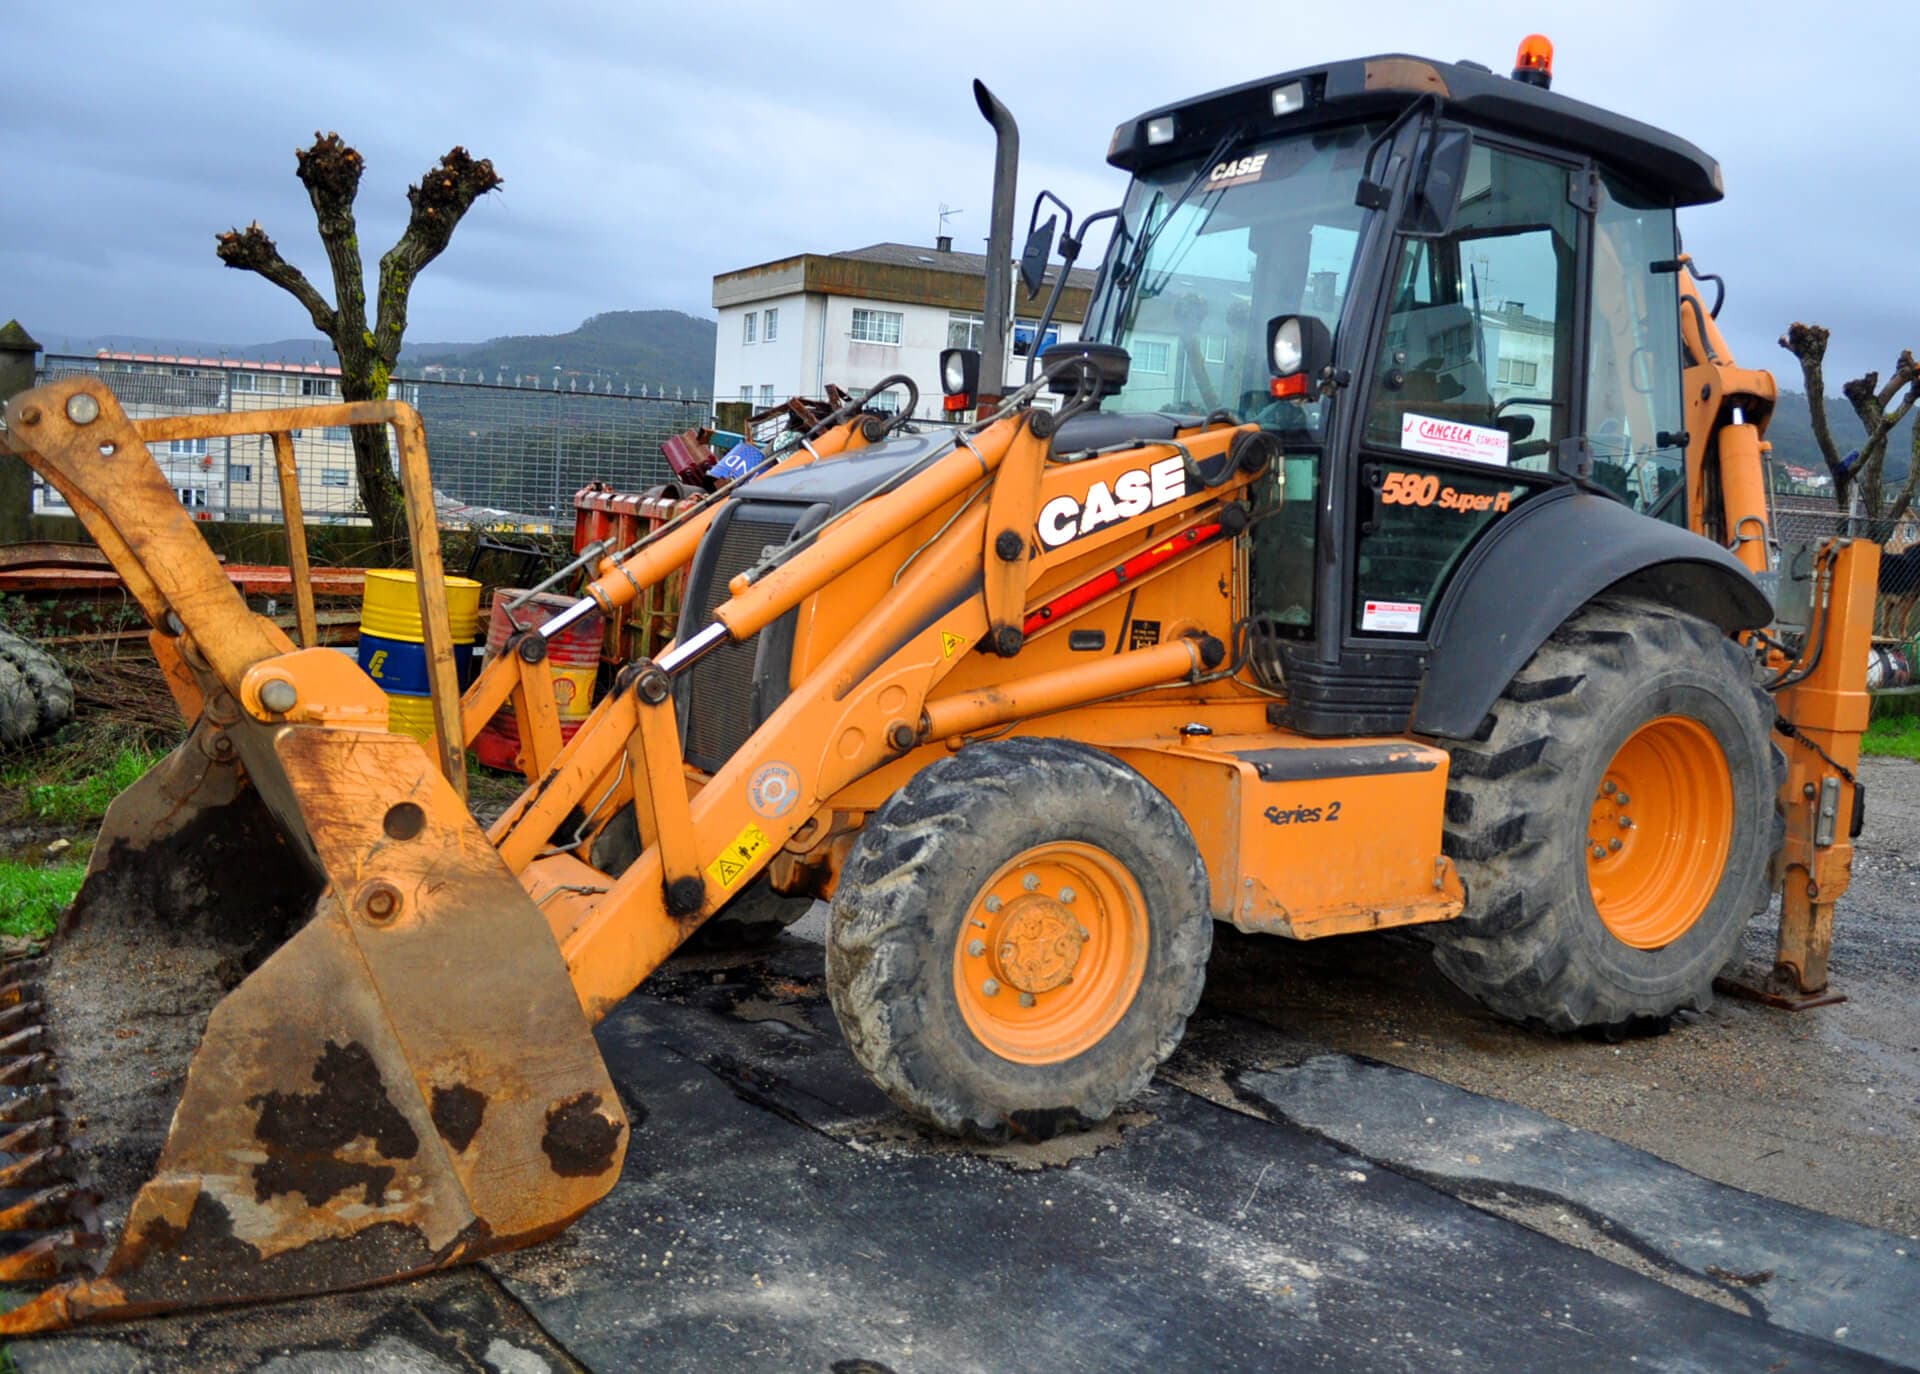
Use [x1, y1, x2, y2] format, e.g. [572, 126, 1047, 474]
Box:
[827, 738, 1211, 1141]
[1432, 595, 1783, 1030]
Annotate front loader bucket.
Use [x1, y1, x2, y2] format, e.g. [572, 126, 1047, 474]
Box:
[0, 717, 626, 1334]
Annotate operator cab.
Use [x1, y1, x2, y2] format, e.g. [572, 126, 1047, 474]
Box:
[1063, 47, 1727, 732]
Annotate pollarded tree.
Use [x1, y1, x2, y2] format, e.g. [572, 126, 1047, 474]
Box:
[1779, 323, 1919, 526]
[216, 133, 502, 551]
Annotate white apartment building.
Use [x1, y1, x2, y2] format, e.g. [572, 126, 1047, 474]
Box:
[713, 240, 1097, 420]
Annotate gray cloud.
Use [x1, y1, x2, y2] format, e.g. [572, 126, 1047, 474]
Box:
[6, 0, 1911, 389]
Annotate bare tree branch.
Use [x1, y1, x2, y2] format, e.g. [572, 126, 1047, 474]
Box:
[294, 134, 370, 357]
[1779, 323, 1848, 489]
[1888, 421, 1920, 528]
[214, 222, 337, 335]
[372, 148, 503, 365]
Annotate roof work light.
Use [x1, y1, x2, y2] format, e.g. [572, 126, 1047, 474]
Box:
[1512, 34, 1554, 89]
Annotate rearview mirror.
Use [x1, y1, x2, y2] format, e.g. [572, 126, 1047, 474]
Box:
[1019, 215, 1057, 298]
[1405, 126, 1472, 238]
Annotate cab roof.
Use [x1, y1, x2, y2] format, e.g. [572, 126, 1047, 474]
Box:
[1108, 53, 1723, 207]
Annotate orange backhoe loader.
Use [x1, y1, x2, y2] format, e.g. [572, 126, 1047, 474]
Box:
[0, 39, 1875, 1334]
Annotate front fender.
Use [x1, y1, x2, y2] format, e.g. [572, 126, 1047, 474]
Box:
[1412, 488, 1770, 739]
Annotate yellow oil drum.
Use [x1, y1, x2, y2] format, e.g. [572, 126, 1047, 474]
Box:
[356, 569, 484, 743]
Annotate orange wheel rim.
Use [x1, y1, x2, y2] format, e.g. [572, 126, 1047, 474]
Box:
[1587, 715, 1734, 949]
[952, 841, 1150, 1065]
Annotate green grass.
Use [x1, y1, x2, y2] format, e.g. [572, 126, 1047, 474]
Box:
[1863, 714, 1920, 762]
[0, 856, 87, 941]
[3, 744, 164, 825]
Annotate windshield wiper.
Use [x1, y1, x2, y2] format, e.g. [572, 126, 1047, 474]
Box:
[1105, 130, 1242, 337]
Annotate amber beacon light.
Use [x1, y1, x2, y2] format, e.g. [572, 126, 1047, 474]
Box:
[1512, 33, 1554, 88]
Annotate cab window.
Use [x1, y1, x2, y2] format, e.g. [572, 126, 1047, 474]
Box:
[1586, 175, 1686, 522]
[1363, 143, 1579, 470]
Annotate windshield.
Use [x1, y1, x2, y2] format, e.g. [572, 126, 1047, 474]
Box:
[1085, 123, 1377, 425]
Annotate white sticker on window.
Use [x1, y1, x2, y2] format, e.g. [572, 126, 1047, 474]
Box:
[1400, 413, 1510, 467]
[1361, 599, 1422, 633]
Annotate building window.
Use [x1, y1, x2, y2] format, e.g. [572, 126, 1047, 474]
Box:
[168, 438, 209, 458]
[763, 308, 778, 343]
[230, 371, 258, 393]
[1012, 320, 1061, 357]
[176, 487, 208, 509]
[850, 308, 903, 345]
[1202, 335, 1227, 365]
[1132, 340, 1172, 374]
[948, 312, 984, 350]
[1496, 356, 1539, 388]
[320, 469, 350, 488]
[760, 385, 774, 406]
[301, 377, 337, 397]
[741, 386, 755, 404]
[322, 426, 351, 442]
[229, 464, 254, 484]
[743, 312, 758, 344]
[860, 388, 901, 415]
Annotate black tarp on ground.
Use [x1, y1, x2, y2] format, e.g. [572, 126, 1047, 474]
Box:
[487, 953, 1913, 1373]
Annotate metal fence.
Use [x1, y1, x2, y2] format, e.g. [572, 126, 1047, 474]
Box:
[35, 354, 708, 530]
[1772, 493, 1920, 650]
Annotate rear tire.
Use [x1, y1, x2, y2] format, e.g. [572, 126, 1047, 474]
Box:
[591, 802, 811, 950]
[1432, 595, 1783, 1031]
[826, 738, 1211, 1142]
[0, 629, 72, 744]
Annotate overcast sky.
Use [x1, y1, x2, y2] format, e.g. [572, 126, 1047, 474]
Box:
[6, 1, 1912, 387]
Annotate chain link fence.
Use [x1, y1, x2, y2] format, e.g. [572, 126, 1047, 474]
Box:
[1772, 492, 1920, 676]
[35, 354, 708, 530]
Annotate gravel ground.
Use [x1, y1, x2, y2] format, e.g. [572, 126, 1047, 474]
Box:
[1188, 754, 1920, 1238]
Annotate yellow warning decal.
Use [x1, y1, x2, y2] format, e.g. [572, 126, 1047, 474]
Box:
[708, 822, 770, 889]
[941, 631, 966, 658]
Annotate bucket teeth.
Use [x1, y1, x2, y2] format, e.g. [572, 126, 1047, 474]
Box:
[0, 1001, 43, 1035]
[0, 1025, 47, 1058]
[0, 1230, 103, 1284]
[0, 1116, 65, 1155]
[0, 1053, 54, 1087]
[0, 1086, 63, 1124]
[0, 1145, 72, 1192]
[0, 1185, 96, 1234]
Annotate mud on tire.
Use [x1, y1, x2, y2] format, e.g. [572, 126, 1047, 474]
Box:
[0, 628, 73, 745]
[1432, 595, 1785, 1031]
[826, 737, 1212, 1142]
[591, 801, 811, 950]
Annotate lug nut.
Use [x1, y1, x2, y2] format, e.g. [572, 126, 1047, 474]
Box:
[1608, 838, 1622, 853]
[1022, 874, 1040, 892]
[1618, 816, 1633, 829]
[1603, 780, 1617, 796]
[1615, 792, 1630, 806]
[984, 895, 1002, 914]
[1058, 887, 1076, 903]
[1591, 844, 1606, 860]
[967, 940, 985, 957]
[1018, 993, 1036, 1008]
[1077, 925, 1090, 940]
[982, 979, 1000, 997]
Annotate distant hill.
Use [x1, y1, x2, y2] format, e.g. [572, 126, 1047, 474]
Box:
[44, 310, 719, 397]
[1768, 390, 1912, 485]
[407, 311, 716, 395]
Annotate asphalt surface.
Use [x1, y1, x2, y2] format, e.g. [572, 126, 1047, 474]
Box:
[12, 759, 1919, 1372]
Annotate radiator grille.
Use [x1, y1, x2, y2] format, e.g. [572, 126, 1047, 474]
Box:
[681, 513, 798, 769]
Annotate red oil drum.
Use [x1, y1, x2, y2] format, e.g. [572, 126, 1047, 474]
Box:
[472, 591, 606, 772]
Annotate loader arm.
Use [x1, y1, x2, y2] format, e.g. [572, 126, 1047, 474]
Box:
[1677, 268, 1879, 1001]
[494, 412, 1268, 1018]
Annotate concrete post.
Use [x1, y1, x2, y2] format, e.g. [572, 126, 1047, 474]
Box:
[0, 321, 40, 543]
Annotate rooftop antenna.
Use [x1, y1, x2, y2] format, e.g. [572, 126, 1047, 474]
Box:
[937, 203, 963, 253]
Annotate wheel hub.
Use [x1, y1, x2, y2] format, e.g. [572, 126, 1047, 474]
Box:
[986, 896, 1086, 995]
